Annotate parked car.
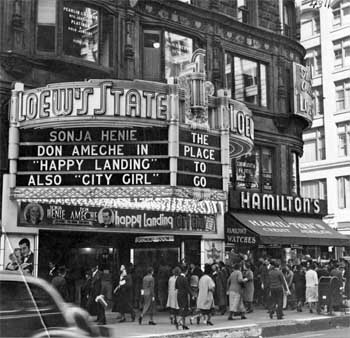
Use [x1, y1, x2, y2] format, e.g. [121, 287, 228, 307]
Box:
[0, 271, 103, 338]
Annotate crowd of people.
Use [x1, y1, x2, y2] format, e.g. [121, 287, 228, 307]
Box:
[46, 252, 350, 329]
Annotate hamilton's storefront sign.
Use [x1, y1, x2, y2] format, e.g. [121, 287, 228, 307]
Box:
[230, 191, 327, 216]
[19, 202, 216, 233]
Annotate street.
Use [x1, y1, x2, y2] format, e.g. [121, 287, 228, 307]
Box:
[276, 327, 350, 338]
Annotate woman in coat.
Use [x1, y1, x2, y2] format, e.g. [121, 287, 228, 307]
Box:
[139, 267, 156, 325]
[112, 264, 136, 322]
[166, 266, 180, 325]
[197, 264, 215, 325]
[175, 265, 193, 330]
[227, 263, 247, 320]
[242, 262, 254, 313]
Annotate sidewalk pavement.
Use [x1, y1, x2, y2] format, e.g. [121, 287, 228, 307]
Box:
[95, 306, 350, 338]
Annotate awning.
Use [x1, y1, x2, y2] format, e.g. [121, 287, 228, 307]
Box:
[230, 213, 349, 246]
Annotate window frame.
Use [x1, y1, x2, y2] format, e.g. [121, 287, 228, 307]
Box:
[35, 0, 114, 69]
[337, 121, 350, 157]
[232, 145, 275, 193]
[313, 86, 324, 116]
[305, 48, 322, 76]
[301, 179, 327, 200]
[301, 127, 325, 163]
[142, 27, 198, 83]
[333, 37, 350, 70]
[337, 175, 350, 209]
[332, 0, 350, 28]
[224, 52, 268, 108]
[335, 79, 350, 111]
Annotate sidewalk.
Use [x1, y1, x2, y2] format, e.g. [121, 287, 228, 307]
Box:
[95, 306, 350, 338]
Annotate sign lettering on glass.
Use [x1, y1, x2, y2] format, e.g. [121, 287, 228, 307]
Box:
[19, 203, 217, 233]
[177, 129, 222, 189]
[17, 128, 170, 187]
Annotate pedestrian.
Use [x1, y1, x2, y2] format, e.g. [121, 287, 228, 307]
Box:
[166, 266, 180, 325]
[157, 260, 171, 311]
[260, 259, 272, 309]
[80, 269, 92, 310]
[227, 263, 247, 320]
[175, 264, 193, 330]
[242, 262, 254, 313]
[268, 260, 290, 320]
[88, 265, 106, 325]
[112, 264, 136, 322]
[197, 264, 215, 325]
[139, 266, 156, 325]
[293, 264, 306, 312]
[52, 266, 69, 302]
[212, 263, 227, 315]
[305, 262, 318, 313]
[48, 261, 57, 282]
[282, 265, 294, 310]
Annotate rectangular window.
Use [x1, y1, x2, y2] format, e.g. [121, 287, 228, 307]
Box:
[225, 53, 267, 107]
[164, 32, 193, 83]
[301, 13, 320, 37]
[63, 2, 99, 63]
[333, 1, 350, 27]
[337, 176, 350, 209]
[301, 128, 325, 163]
[337, 121, 350, 156]
[37, 0, 112, 67]
[305, 48, 322, 76]
[37, 0, 56, 52]
[301, 179, 327, 200]
[314, 86, 323, 115]
[333, 38, 350, 69]
[143, 30, 193, 83]
[237, 0, 249, 23]
[335, 80, 350, 111]
[143, 30, 162, 81]
[233, 146, 274, 192]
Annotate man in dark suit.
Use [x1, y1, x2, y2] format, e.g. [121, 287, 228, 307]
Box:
[19, 238, 34, 275]
[89, 266, 106, 325]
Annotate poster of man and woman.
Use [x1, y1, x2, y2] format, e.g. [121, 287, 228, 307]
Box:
[4, 235, 35, 275]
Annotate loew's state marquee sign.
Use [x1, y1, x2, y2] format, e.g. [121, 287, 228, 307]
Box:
[8, 50, 254, 227]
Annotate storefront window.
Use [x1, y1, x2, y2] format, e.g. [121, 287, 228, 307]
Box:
[36, 0, 113, 67]
[143, 30, 193, 83]
[225, 53, 267, 107]
[233, 146, 274, 192]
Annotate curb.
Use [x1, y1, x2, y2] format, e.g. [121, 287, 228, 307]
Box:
[106, 315, 350, 338]
[260, 315, 350, 337]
